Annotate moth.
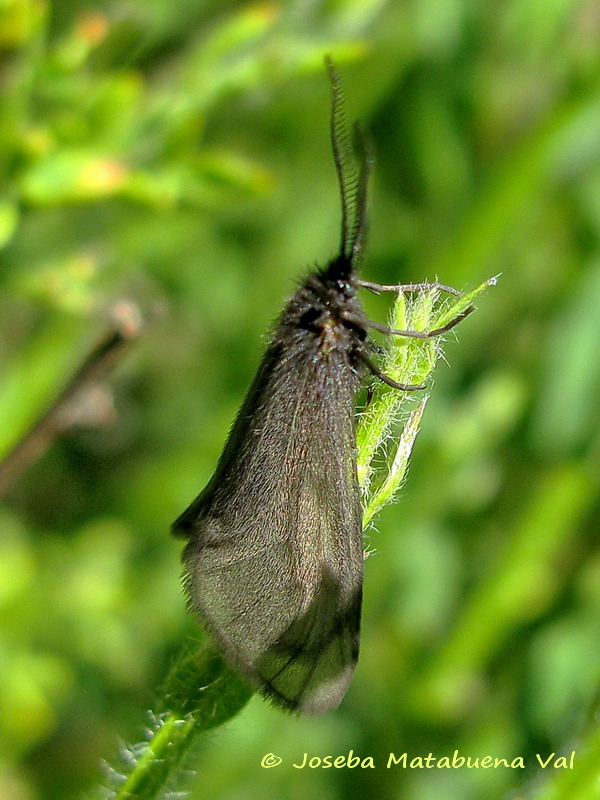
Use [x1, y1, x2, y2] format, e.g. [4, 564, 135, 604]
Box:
[172, 58, 473, 715]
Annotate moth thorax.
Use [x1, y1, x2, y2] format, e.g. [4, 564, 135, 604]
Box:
[319, 317, 344, 354]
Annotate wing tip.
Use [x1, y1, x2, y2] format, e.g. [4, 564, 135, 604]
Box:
[260, 661, 357, 715]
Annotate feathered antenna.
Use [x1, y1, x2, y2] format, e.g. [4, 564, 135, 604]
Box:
[325, 56, 373, 274]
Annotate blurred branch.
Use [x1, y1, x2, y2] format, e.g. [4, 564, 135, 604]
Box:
[0, 300, 145, 498]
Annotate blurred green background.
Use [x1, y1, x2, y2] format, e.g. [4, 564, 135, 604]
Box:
[1, 1, 600, 799]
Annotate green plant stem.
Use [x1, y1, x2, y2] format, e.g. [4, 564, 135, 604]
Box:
[106, 648, 253, 799]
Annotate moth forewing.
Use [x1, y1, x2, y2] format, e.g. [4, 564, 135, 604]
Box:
[175, 315, 364, 713]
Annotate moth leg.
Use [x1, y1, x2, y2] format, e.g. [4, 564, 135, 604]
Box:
[357, 349, 426, 391]
[357, 279, 461, 297]
[367, 305, 475, 339]
[343, 304, 475, 339]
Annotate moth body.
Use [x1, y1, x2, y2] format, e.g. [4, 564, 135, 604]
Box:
[173, 258, 369, 714]
[170, 59, 469, 715]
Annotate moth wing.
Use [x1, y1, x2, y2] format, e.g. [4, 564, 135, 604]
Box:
[183, 487, 362, 715]
[178, 348, 363, 714]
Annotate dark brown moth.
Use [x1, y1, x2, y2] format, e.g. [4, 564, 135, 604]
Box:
[172, 58, 473, 715]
